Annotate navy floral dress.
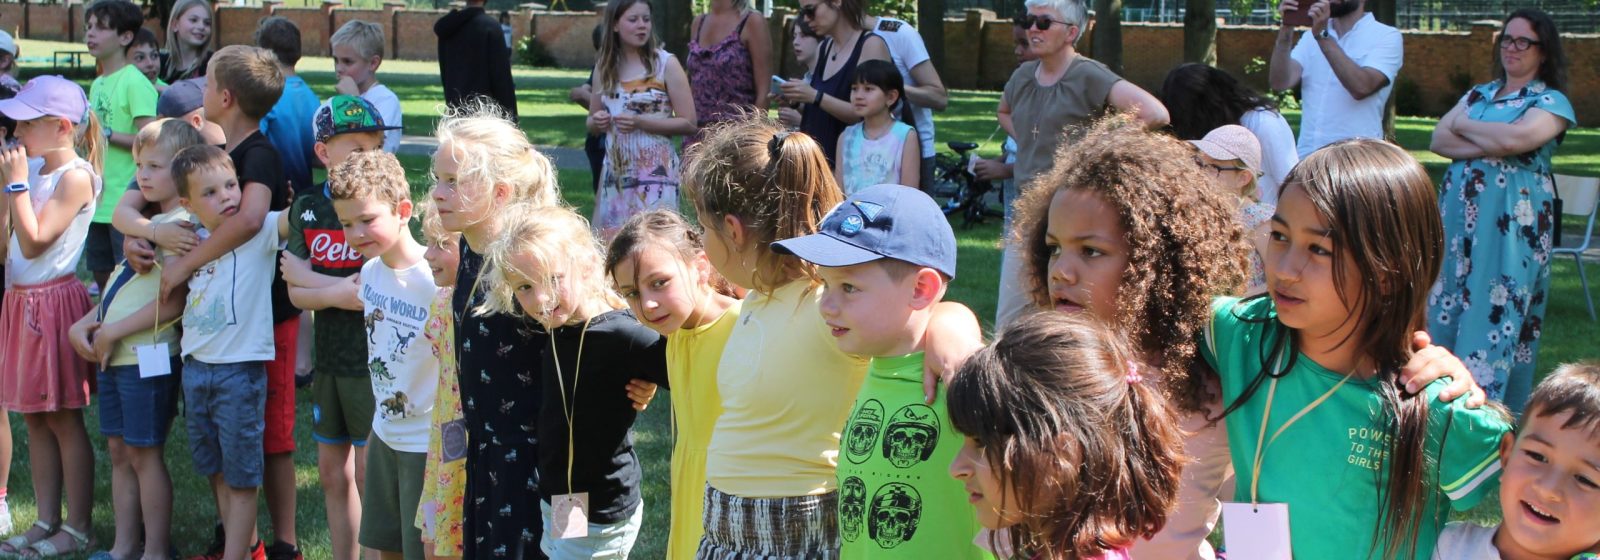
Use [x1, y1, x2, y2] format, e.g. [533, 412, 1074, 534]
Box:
[454, 239, 547, 559]
[1428, 79, 1575, 410]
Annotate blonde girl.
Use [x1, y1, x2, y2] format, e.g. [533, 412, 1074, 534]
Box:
[427, 99, 562, 560]
[587, 0, 697, 239]
[478, 204, 666, 559]
[415, 198, 463, 559]
[161, 0, 213, 83]
[681, 115, 979, 559]
[0, 75, 106, 558]
[1206, 139, 1508, 559]
[603, 209, 739, 560]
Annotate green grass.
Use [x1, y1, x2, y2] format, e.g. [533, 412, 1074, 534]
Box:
[5, 37, 1600, 559]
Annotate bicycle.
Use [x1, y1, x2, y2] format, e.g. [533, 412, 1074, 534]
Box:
[928, 141, 1007, 229]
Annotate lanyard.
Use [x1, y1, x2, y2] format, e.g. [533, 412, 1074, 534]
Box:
[1249, 351, 1356, 506]
[547, 317, 592, 495]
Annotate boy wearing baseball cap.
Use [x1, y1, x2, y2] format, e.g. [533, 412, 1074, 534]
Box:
[773, 184, 991, 559]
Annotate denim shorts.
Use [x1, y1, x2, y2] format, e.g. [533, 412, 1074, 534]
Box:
[97, 358, 181, 447]
[182, 358, 267, 488]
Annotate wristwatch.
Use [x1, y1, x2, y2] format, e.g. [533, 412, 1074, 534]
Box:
[4, 182, 28, 194]
[103, 126, 113, 141]
[1317, 28, 1335, 41]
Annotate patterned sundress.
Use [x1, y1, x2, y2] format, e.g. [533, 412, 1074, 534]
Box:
[417, 287, 466, 556]
[594, 49, 681, 239]
[687, 11, 757, 144]
[1428, 79, 1575, 410]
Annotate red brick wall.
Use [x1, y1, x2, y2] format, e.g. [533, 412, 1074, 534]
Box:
[393, 9, 443, 61]
[30, 4, 69, 42]
[331, 8, 388, 57]
[0, 4, 25, 37]
[532, 11, 599, 69]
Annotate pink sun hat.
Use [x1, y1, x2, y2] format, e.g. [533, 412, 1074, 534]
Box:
[1189, 124, 1263, 176]
[0, 75, 89, 124]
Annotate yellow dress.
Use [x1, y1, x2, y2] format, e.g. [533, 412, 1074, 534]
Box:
[416, 288, 465, 556]
[665, 301, 741, 559]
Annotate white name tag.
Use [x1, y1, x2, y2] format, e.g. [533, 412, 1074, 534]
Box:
[550, 492, 589, 540]
[135, 344, 172, 378]
[1222, 502, 1292, 560]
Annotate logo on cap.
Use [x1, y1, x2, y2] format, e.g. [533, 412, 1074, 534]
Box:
[841, 215, 864, 236]
[854, 201, 885, 222]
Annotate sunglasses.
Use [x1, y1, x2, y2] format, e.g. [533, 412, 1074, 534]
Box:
[799, 4, 819, 19]
[1013, 13, 1068, 31]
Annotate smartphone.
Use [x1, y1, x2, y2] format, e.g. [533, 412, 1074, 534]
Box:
[772, 76, 789, 90]
[1282, 1, 1313, 27]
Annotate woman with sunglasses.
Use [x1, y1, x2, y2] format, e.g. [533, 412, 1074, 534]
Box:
[1428, 8, 1573, 413]
[992, 0, 1167, 330]
[776, 0, 889, 168]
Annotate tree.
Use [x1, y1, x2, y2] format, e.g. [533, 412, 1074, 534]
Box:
[1092, 0, 1122, 73]
[917, 0, 944, 71]
[1183, 0, 1216, 65]
[654, 0, 693, 59]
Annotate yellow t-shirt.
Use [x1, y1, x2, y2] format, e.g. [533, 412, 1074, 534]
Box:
[665, 300, 740, 560]
[103, 208, 192, 366]
[706, 281, 871, 498]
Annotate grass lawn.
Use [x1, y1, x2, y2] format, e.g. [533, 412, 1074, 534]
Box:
[3, 38, 1597, 559]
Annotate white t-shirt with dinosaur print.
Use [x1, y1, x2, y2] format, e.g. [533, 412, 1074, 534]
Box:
[359, 256, 439, 453]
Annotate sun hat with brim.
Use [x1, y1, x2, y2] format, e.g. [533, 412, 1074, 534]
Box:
[0, 75, 89, 124]
[0, 31, 17, 57]
[1188, 124, 1263, 176]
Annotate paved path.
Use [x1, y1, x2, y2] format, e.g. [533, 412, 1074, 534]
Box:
[398, 135, 590, 172]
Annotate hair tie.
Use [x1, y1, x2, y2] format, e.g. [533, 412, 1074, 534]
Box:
[768, 131, 790, 161]
[1126, 361, 1143, 385]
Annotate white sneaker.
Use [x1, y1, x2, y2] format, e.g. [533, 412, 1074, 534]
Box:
[0, 498, 12, 535]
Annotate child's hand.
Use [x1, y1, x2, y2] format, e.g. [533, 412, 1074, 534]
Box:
[625, 379, 657, 411]
[335, 274, 363, 311]
[922, 302, 985, 404]
[160, 260, 196, 300]
[335, 75, 361, 96]
[0, 145, 27, 187]
[1399, 331, 1486, 407]
[68, 318, 99, 363]
[92, 327, 117, 368]
[124, 236, 158, 274]
[777, 107, 802, 128]
[589, 109, 612, 132]
[150, 221, 199, 255]
[279, 253, 317, 287]
[613, 112, 638, 134]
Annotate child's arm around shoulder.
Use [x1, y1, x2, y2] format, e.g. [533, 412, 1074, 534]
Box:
[1428, 382, 1514, 512]
[620, 318, 668, 411]
[922, 301, 984, 404]
[160, 181, 271, 298]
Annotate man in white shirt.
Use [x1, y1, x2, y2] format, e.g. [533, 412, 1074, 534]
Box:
[1269, 0, 1402, 157]
[865, 15, 948, 191]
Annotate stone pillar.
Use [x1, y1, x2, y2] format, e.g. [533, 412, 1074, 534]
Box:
[383, 0, 404, 58]
[322, 0, 343, 57]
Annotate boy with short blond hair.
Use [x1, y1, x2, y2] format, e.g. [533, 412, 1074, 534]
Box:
[773, 185, 990, 559]
[84, 0, 158, 292]
[329, 150, 436, 560]
[329, 20, 401, 153]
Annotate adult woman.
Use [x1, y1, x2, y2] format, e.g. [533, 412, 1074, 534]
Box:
[778, 0, 889, 168]
[686, 0, 771, 143]
[1428, 8, 1573, 413]
[1160, 63, 1298, 203]
[161, 0, 212, 83]
[992, 0, 1167, 329]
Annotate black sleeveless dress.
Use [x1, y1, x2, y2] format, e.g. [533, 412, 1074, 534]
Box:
[800, 30, 874, 168]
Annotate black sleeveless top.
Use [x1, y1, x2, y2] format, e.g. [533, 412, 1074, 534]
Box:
[800, 30, 874, 168]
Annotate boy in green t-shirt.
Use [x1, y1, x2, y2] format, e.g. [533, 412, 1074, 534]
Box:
[774, 184, 990, 559]
[84, 0, 158, 291]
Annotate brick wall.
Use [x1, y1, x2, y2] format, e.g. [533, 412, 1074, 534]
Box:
[532, 11, 601, 69]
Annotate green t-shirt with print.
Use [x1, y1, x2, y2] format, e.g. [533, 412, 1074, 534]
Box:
[838, 352, 991, 560]
[286, 185, 370, 377]
[1202, 296, 1511, 560]
[89, 63, 157, 223]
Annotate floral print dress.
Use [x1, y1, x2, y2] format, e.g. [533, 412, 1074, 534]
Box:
[1428, 80, 1575, 408]
[593, 49, 681, 239]
[417, 287, 466, 557]
[686, 12, 756, 144]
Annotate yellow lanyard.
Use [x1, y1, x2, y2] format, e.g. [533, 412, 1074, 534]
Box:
[1249, 352, 1356, 506]
[548, 317, 591, 495]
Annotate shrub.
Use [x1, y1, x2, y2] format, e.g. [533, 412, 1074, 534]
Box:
[517, 35, 556, 68]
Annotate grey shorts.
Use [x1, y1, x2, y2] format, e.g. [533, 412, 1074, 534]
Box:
[182, 358, 267, 488]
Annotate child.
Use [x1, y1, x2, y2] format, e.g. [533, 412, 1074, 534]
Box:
[283, 94, 398, 560]
[169, 144, 279, 560]
[1433, 362, 1600, 559]
[1203, 139, 1511, 559]
[774, 18, 821, 129]
[330, 151, 437, 560]
[128, 28, 164, 87]
[0, 75, 104, 559]
[0, 31, 19, 94]
[428, 99, 562, 559]
[110, 77, 222, 278]
[161, 0, 213, 83]
[162, 45, 300, 560]
[946, 313, 1186, 560]
[478, 204, 667, 559]
[415, 199, 464, 560]
[586, 0, 697, 238]
[67, 119, 206, 560]
[682, 116, 979, 558]
[85, 0, 159, 293]
[1187, 124, 1271, 294]
[604, 209, 740, 560]
[835, 60, 919, 195]
[330, 20, 401, 153]
[257, 16, 321, 195]
[772, 184, 989, 558]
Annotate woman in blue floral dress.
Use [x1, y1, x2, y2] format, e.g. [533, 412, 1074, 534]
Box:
[1428, 9, 1574, 412]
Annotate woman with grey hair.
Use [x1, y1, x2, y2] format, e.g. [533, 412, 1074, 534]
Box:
[993, 0, 1168, 330]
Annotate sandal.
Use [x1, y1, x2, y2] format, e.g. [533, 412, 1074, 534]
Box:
[20, 524, 89, 559]
[0, 522, 54, 557]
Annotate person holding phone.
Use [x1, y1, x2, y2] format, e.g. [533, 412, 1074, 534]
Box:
[1268, 0, 1402, 157]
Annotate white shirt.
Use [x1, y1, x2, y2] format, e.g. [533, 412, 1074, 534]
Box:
[1289, 13, 1403, 157]
[1430, 522, 1502, 560]
[873, 17, 936, 159]
[8, 157, 93, 287]
[363, 84, 404, 153]
[1239, 107, 1299, 204]
[182, 211, 281, 364]
[360, 256, 438, 453]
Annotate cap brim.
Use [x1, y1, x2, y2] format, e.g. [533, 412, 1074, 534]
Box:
[1188, 139, 1243, 163]
[0, 98, 47, 122]
[771, 233, 885, 268]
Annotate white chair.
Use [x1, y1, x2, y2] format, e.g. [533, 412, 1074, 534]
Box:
[1554, 174, 1600, 321]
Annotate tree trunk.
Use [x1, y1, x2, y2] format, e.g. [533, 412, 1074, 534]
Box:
[917, 0, 946, 71]
[654, 0, 692, 60]
[1182, 0, 1216, 64]
[1092, 0, 1123, 73]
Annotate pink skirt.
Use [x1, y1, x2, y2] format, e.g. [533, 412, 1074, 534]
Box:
[0, 275, 94, 412]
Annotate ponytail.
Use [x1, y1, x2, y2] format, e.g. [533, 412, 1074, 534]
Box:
[74, 111, 104, 177]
